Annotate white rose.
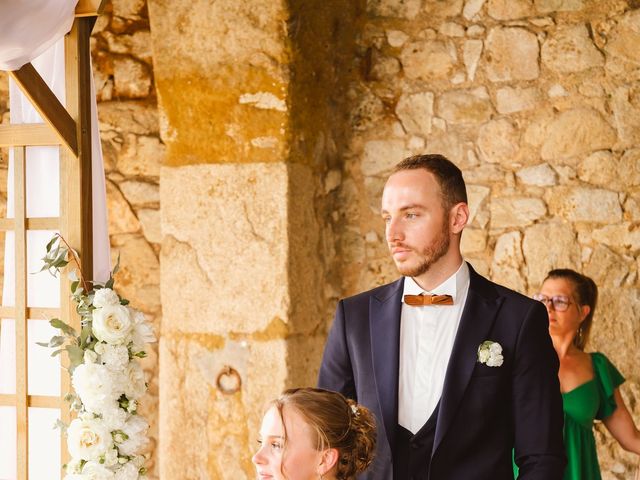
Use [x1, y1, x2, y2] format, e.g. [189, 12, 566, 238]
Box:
[113, 462, 140, 480]
[93, 288, 120, 308]
[92, 304, 133, 345]
[129, 309, 156, 353]
[82, 461, 115, 479]
[103, 447, 119, 467]
[489, 342, 502, 355]
[72, 363, 121, 414]
[67, 417, 113, 461]
[118, 416, 149, 456]
[101, 344, 130, 372]
[478, 348, 490, 363]
[124, 362, 147, 400]
[66, 458, 83, 474]
[487, 354, 504, 367]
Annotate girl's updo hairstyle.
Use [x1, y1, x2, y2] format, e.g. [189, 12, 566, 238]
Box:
[274, 387, 376, 480]
[545, 268, 598, 350]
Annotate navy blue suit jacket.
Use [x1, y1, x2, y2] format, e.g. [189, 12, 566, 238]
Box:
[318, 264, 565, 480]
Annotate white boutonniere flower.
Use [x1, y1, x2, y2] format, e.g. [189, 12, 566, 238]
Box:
[477, 340, 504, 367]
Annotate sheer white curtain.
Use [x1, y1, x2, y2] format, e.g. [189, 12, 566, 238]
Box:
[0, 4, 110, 478]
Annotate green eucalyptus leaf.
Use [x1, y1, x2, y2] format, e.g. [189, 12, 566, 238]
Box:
[49, 318, 77, 337]
[36, 341, 50, 347]
[51, 349, 63, 357]
[66, 345, 84, 367]
[45, 235, 59, 253]
[49, 336, 66, 347]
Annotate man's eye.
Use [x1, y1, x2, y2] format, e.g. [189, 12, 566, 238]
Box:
[406, 213, 417, 219]
[382, 216, 391, 223]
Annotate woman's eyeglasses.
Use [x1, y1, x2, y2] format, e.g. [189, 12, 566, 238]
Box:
[532, 294, 572, 312]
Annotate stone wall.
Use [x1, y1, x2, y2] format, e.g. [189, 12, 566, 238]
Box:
[337, 0, 640, 478]
[1, 0, 639, 478]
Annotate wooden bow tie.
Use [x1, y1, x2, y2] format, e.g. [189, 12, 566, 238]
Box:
[404, 294, 454, 306]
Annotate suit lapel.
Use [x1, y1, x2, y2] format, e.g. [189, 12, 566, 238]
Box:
[433, 266, 504, 454]
[369, 278, 404, 449]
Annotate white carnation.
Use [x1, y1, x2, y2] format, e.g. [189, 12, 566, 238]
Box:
[82, 461, 115, 479]
[489, 342, 502, 355]
[113, 462, 140, 480]
[67, 417, 113, 461]
[101, 344, 130, 371]
[487, 354, 504, 367]
[92, 304, 133, 345]
[66, 458, 83, 474]
[101, 405, 127, 431]
[123, 362, 147, 400]
[118, 416, 149, 456]
[93, 288, 120, 308]
[72, 363, 122, 414]
[478, 348, 490, 363]
[84, 349, 98, 364]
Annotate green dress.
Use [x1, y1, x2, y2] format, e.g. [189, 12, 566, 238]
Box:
[514, 352, 625, 480]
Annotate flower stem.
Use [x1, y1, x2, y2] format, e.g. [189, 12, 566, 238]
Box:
[55, 233, 90, 293]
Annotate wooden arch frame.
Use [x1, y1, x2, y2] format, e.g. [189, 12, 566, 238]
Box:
[0, 1, 105, 477]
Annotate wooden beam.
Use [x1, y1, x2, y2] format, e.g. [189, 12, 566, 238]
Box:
[9, 64, 78, 156]
[0, 394, 62, 409]
[75, 0, 107, 16]
[0, 306, 61, 320]
[14, 147, 28, 480]
[0, 124, 61, 147]
[0, 217, 59, 231]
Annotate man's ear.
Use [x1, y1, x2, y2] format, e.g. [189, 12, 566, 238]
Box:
[318, 448, 339, 476]
[450, 202, 469, 234]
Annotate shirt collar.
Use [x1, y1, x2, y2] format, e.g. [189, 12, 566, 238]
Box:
[402, 261, 470, 304]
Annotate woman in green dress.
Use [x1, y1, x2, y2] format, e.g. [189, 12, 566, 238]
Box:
[515, 269, 640, 479]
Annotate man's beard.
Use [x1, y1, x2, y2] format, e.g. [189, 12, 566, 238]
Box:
[394, 221, 451, 278]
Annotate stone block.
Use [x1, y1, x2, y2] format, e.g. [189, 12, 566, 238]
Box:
[396, 91, 434, 135]
[611, 86, 640, 149]
[467, 185, 491, 226]
[112, 0, 146, 18]
[106, 180, 141, 234]
[400, 40, 458, 80]
[583, 245, 629, 287]
[487, 0, 533, 20]
[546, 186, 622, 223]
[540, 108, 616, 161]
[477, 118, 520, 166]
[113, 57, 152, 99]
[485, 27, 540, 82]
[361, 140, 410, 176]
[576, 151, 618, 188]
[467, 25, 485, 37]
[463, 39, 483, 81]
[161, 163, 289, 334]
[491, 231, 526, 292]
[425, 0, 463, 17]
[367, 0, 421, 19]
[516, 163, 557, 186]
[137, 208, 161, 244]
[591, 223, 640, 252]
[534, 0, 583, 12]
[426, 131, 466, 165]
[463, 0, 487, 20]
[541, 25, 604, 73]
[111, 233, 160, 314]
[98, 101, 160, 136]
[117, 134, 164, 178]
[523, 222, 580, 287]
[119, 180, 160, 207]
[496, 86, 540, 113]
[104, 31, 153, 63]
[620, 149, 640, 187]
[439, 22, 466, 37]
[436, 87, 493, 125]
[386, 29, 409, 47]
[490, 196, 546, 229]
[605, 9, 640, 65]
[461, 228, 487, 254]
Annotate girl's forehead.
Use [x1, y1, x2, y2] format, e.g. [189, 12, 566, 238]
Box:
[260, 406, 285, 437]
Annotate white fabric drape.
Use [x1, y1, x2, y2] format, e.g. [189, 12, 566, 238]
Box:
[0, 0, 78, 71]
[0, 19, 110, 479]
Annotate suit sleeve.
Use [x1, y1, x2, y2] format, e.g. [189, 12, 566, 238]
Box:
[317, 300, 357, 400]
[512, 300, 566, 479]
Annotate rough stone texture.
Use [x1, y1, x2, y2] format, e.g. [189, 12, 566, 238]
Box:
[485, 27, 540, 81]
[605, 9, 640, 66]
[611, 86, 640, 149]
[523, 222, 580, 287]
[367, 0, 421, 19]
[487, 0, 534, 20]
[477, 118, 520, 166]
[396, 91, 434, 136]
[540, 108, 617, 161]
[463, 39, 483, 81]
[496, 86, 540, 114]
[491, 231, 526, 293]
[541, 24, 604, 73]
[436, 87, 493, 124]
[400, 40, 458, 80]
[534, 0, 584, 12]
[490, 196, 547, 229]
[546, 187, 622, 223]
[516, 163, 557, 186]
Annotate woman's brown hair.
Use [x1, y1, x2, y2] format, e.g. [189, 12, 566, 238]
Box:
[545, 269, 598, 350]
[273, 387, 376, 480]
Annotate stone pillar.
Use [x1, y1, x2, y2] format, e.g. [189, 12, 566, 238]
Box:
[148, 0, 358, 477]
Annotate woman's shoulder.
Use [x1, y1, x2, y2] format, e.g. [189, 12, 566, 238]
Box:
[587, 352, 626, 419]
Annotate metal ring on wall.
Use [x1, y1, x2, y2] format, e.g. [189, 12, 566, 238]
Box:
[216, 365, 242, 395]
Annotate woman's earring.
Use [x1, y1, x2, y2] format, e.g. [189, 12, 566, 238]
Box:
[577, 326, 583, 344]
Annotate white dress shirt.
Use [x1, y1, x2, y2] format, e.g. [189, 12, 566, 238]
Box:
[398, 261, 471, 433]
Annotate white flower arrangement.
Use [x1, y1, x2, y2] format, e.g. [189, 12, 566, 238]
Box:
[38, 234, 155, 479]
[477, 340, 504, 367]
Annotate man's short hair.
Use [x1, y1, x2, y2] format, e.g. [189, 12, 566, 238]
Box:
[393, 154, 467, 210]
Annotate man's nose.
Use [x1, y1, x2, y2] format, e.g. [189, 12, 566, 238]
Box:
[386, 218, 404, 242]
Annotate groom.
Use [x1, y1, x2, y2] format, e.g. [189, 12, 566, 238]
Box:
[318, 154, 564, 479]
